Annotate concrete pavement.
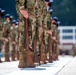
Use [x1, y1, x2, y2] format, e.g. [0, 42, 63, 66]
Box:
[0, 56, 73, 75]
[56, 56, 76, 75]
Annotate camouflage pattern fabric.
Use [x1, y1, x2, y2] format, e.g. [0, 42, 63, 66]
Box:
[3, 21, 11, 61]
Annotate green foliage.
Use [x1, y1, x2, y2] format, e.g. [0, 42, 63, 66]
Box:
[52, 0, 76, 25]
[0, 0, 18, 19]
[0, 0, 76, 25]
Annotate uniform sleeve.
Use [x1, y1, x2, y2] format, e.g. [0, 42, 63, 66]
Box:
[3, 22, 10, 38]
[10, 27, 16, 42]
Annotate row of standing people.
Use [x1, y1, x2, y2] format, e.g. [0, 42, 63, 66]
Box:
[16, 0, 60, 68]
[0, 8, 19, 62]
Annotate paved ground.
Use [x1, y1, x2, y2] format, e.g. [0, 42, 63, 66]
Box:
[0, 55, 74, 75]
[56, 56, 76, 75]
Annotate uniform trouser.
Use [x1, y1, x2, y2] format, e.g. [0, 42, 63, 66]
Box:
[44, 30, 49, 53]
[4, 41, 10, 61]
[10, 44, 16, 61]
[28, 15, 36, 51]
[18, 34, 27, 68]
[52, 42, 56, 60]
[16, 44, 19, 60]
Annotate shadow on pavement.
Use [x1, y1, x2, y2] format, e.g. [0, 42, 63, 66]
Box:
[20, 67, 46, 70]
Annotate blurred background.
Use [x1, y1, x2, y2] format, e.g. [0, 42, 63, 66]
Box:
[0, 0, 76, 56]
[0, 0, 76, 26]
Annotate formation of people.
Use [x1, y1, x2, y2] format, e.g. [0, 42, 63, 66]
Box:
[0, 8, 19, 62]
[0, 0, 61, 68]
[16, 0, 60, 68]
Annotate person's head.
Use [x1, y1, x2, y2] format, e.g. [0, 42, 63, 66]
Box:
[52, 17, 59, 28]
[5, 14, 13, 22]
[12, 20, 17, 27]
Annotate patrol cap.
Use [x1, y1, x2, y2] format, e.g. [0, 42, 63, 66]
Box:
[50, 9, 53, 12]
[12, 20, 16, 24]
[10, 15, 13, 19]
[49, 0, 53, 2]
[53, 17, 58, 21]
[52, 18, 59, 27]
[5, 14, 10, 18]
[5, 14, 13, 20]
[16, 21, 19, 25]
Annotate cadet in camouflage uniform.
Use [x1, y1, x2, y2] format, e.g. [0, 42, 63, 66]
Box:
[35, 0, 48, 64]
[51, 17, 58, 60]
[3, 14, 12, 61]
[55, 21, 60, 60]
[0, 8, 5, 62]
[16, 0, 27, 68]
[26, 0, 40, 65]
[15, 21, 19, 60]
[26, 0, 36, 50]
[10, 20, 18, 61]
[43, 0, 53, 63]
[53, 21, 59, 60]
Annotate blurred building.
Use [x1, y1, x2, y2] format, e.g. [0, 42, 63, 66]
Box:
[58, 26, 76, 51]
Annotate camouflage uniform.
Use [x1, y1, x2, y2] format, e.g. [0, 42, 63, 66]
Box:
[43, 1, 53, 62]
[54, 24, 59, 60]
[35, 0, 48, 64]
[26, 0, 36, 51]
[3, 18, 11, 61]
[51, 18, 58, 60]
[0, 8, 5, 62]
[16, 0, 27, 68]
[10, 21, 18, 61]
[15, 23, 19, 60]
